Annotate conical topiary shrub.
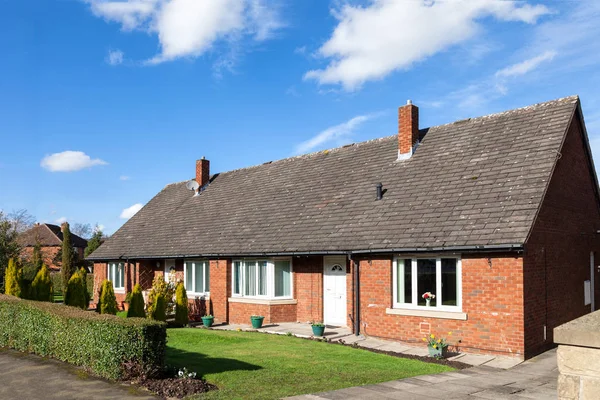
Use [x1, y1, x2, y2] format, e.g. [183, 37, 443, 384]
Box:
[150, 294, 167, 322]
[127, 284, 146, 318]
[78, 268, 90, 308]
[31, 264, 53, 302]
[174, 282, 189, 326]
[65, 272, 87, 309]
[4, 258, 22, 297]
[99, 279, 118, 315]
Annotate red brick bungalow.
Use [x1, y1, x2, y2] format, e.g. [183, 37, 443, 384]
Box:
[88, 96, 600, 359]
[19, 222, 88, 271]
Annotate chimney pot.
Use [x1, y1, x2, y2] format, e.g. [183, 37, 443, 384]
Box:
[398, 101, 419, 160]
[196, 158, 210, 187]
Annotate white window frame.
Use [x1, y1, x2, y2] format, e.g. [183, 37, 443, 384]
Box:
[231, 258, 293, 300]
[183, 260, 210, 296]
[392, 256, 462, 312]
[107, 262, 125, 292]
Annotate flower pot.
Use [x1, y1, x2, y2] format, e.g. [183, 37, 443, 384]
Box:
[428, 345, 448, 358]
[311, 325, 325, 336]
[250, 316, 264, 329]
[201, 316, 214, 328]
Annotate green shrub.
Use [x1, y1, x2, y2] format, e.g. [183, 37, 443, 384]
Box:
[174, 282, 188, 326]
[78, 268, 90, 307]
[31, 264, 53, 302]
[127, 284, 145, 318]
[146, 275, 174, 318]
[61, 222, 74, 289]
[100, 280, 118, 315]
[50, 272, 63, 296]
[5, 258, 22, 297]
[86, 272, 94, 302]
[0, 294, 166, 380]
[151, 294, 166, 322]
[65, 272, 87, 309]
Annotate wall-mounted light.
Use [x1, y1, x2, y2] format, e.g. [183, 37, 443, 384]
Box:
[156, 261, 161, 268]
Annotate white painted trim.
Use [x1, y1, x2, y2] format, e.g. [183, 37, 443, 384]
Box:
[392, 256, 462, 312]
[385, 308, 467, 320]
[183, 260, 210, 296]
[107, 261, 125, 290]
[231, 258, 293, 300]
[228, 297, 297, 305]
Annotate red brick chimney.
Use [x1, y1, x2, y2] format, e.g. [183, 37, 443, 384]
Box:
[398, 100, 419, 160]
[196, 157, 210, 187]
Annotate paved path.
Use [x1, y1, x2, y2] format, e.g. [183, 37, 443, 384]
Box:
[0, 349, 155, 400]
[212, 322, 523, 369]
[287, 348, 558, 400]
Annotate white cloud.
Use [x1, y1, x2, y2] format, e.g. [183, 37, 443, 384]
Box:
[119, 175, 131, 181]
[304, 0, 551, 90]
[106, 49, 124, 65]
[495, 51, 557, 78]
[55, 217, 68, 224]
[41, 151, 107, 172]
[94, 224, 106, 233]
[120, 203, 143, 219]
[86, 0, 283, 65]
[295, 113, 382, 154]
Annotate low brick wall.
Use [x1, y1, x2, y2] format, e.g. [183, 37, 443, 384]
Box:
[554, 310, 600, 399]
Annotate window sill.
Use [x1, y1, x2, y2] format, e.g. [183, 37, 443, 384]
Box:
[228, 297, 297, 306]
[385, 308, 467, 320]
[114, 289, 125, 294]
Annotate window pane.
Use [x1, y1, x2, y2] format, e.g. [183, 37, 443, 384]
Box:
[185, 262, 193, 292]
[274, 260, 291, 297]
[258, 261, 267, 295]
[442, 258, 457, 306]
[205, 262, 210, 292]
[245, 261, 256, 296]
[417, 259, 436, 306]
[195, 262, 204, 293]
[117, 263, 124, 288]
[233, 262, 241, 295]
[396, 259, 412, 304]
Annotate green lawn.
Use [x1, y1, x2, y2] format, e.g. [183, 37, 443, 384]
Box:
[166, 328, 453, 400]
[52, 293, 63, 303]
[116, 310, 127, 318]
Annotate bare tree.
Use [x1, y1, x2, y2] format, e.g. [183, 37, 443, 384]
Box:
[7, 209, 35, 234]
[71, 222, 92, 239]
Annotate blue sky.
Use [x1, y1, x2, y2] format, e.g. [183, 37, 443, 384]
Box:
[1, 0, 600, 235]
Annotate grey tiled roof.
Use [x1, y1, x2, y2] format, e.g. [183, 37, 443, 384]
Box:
[18, 223, 88, 249]
[89, 96, 579, 260]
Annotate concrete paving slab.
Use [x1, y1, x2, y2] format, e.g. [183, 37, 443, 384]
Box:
[454, 353, 496, 366]
[482, 357, 523, 369]
[400, 346, 430, 357]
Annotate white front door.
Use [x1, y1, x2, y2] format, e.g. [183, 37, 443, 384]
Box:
[323, 256, 347, 326]
[165, 259, 176, 283]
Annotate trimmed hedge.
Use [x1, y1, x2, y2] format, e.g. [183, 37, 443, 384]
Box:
[0, 294, 166, 380]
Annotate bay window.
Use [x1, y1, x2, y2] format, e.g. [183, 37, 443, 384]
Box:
[184, 260, 210, 295]
[107, 262, 125, 291]
[393, 257, 461, 310]
[233, 259, 292, 299]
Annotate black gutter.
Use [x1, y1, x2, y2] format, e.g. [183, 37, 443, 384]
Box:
[87, 244, 523, 262]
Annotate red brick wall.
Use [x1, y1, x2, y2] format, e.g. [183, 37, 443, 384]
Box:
[20, 246, 84, 271]
[524, 114, 600, 358]
[210, 259, 230, 324]
[229, 302, 297, 324]
[295, 256, 323, 323]
[357, 255, 525, 357]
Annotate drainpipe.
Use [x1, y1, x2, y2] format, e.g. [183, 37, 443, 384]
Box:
[352, 255, 360, 336]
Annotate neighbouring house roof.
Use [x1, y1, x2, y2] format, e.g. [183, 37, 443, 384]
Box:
[89, 96, 582, 260]
[18, 223, 88, 249]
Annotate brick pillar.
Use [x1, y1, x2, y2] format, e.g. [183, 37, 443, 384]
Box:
[210, 259, 230, 324]
[398, 100, 419, 159]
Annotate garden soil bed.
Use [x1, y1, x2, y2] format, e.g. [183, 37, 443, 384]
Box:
[139, 377, 217, 399]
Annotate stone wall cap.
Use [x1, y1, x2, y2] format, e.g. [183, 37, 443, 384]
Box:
[554, 310, 600, 349]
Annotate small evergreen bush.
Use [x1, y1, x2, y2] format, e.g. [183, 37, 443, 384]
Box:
[61, 222, 74, 289]
[146, 275, 174, 318]
[174, 282, 189, 326]
[4, 258, 22, 297]
[78, 268, 90, 308]
[64, 272, 87, 309]
[151, 294, 167, 322]
[31, 264, 53, 302]
[0, 294, 166, 380]
[100, 279, 118, 315]
[127, 284, 146, 318]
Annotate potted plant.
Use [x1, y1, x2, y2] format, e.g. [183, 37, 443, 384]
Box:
[311, 322, 325, 337]
[250, 315, 265, 329]
[422, 292, 435, 307]
[201, 314, 214, 328]
[122, 292, 132, 311]
[423, 332, 451, 358]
